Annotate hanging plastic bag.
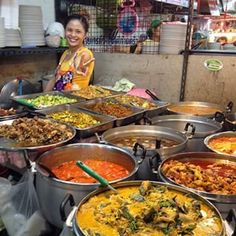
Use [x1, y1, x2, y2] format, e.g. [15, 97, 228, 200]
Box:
[0, 170, 49, 236]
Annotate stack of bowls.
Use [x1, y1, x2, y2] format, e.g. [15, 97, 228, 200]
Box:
[19, 5, 45, 46]
[4, 29, 21, 47]
[0, 18, 5, 48]
[159, 22, 187, 54]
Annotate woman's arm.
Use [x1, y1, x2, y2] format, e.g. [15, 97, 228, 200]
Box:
[75, 51, 95, 77]
[44, 75, 56, 92]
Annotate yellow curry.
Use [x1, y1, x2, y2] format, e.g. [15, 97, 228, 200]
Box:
[77, 181, 223, 236]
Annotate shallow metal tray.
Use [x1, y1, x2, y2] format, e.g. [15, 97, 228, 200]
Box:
[111, 95, 169, 118]
[76, 97, 144, 127]
[0, 118, 76, 152]
[63, 86, 124, 100]
[0, 102, 28, 121]
[11, 91, 84, 110]
[34, 104, 115, 138]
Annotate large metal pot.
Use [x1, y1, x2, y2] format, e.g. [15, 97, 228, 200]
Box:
[167, 101, 232, 118]
[66, 181, 226, 236]
[150, 115, 222, 152]
[100, 125, 188, 180]
[35, 143, 139, 228]
[158, 152, 236, 218]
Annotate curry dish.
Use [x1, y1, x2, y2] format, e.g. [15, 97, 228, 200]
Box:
[77, 181, 222, 236]
[208, 136, 236, 155]
[162, 159, 236, 195]
[90, 102, 133, 118]
[109, 136, 180, 149]
[51, 160, 129, 183]
[168, 105, 220, 116]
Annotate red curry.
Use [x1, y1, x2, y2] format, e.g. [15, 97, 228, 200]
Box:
[52, 160, 129, 183]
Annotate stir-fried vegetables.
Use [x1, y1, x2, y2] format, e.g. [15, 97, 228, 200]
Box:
[25, 94, 77, 108]
[49, 111, 101, 129]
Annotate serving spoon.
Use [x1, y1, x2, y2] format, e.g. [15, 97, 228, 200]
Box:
[76, 160, 118, 193]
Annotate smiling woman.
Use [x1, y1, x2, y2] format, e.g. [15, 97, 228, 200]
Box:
[45, 14, 95, 92]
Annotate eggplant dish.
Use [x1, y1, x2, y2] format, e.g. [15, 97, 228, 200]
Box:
[0, 117, 74, 147]
[162, 159, 236, 195]
[77, 181, 222, 236]
[208, 136, 236, 155]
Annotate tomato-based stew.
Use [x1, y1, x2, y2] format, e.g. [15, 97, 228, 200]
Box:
[51, 160, 129, 183]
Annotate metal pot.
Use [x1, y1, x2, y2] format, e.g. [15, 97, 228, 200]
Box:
[215, 111, 236, 131]
[224, 113, 236, 131]
[158, 152, 236, 218]
[100, 125, 188, 180]
[150, 115, 222, 152]
[204, 131, 236, 156]
[167, 101, 233, 118]
[35, 143, 139, 228]
[65, 181, 226, 236]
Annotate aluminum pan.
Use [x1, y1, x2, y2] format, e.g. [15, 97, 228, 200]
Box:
[0, 118, 76, 152]
[111, 94, 169, 118]
[159, 152, 236, 203]
[151, 114, 222, 138]
[76, 98, 144, 127]
[12, 91, 84, 110]
[73, 180, 225, 236]
[34, 104, 115, 138]
[101, 125, 188, 157]
[204, 131, 236, 156]
[0, 103, 28, 121]
[167, 101, 225, 117]
[63, 86, 124, 100]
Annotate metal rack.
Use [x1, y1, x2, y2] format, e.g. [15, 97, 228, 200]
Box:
[0, 47, 66, 57]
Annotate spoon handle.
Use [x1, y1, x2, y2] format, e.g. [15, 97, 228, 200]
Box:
[76, 160, 109, 186]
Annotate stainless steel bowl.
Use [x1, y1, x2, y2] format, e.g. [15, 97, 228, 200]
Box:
[204, 131, 236, 156]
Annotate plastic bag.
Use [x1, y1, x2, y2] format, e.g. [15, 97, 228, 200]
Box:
[0, 171, 48, 236]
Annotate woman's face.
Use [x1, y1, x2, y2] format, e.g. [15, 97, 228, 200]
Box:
[65, 19, 86, 48]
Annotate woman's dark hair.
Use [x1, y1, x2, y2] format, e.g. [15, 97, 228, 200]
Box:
[65, 14, 89, 33]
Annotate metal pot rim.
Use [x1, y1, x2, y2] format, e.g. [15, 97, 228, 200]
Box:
[150, 114, 222, 137]
[36, 143, 139, 186]
[158, 151, 236, 202]
[204, 131, 236, 156]
[101, 125, 188, 152]
[167, 101, 224, 117]
[72, 180, 225, 236]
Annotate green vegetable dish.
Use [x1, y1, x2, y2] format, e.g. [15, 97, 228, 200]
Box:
[25, 94, 77, 108]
